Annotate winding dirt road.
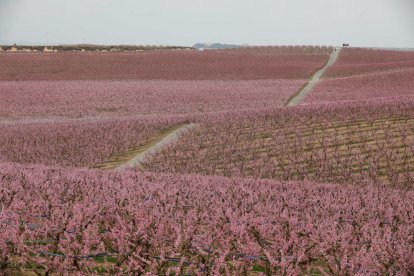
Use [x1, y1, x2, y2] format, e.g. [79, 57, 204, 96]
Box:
[97, 123, 197, 170]
[286, 47, 342, 106]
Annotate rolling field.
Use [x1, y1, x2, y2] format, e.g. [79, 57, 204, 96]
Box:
[0, 47, 329, 81]
[143, 100, 414, 187]
[1, 46, 413, 275]
[0, 46, 330, 121]
[0, 79, 305, 120]
[324, 48, 414, 78]
[302, 48, 414, 104]
[0, 116, 188, 168]
[303, 69, 414, 104]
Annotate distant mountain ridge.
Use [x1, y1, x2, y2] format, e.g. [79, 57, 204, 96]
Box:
[193, 43, 247, 49]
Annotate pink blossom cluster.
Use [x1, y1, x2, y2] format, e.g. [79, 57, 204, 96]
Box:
[303, 69, 414, 104]
[0, 163, 413, 274]
[0, 47, 329, 81]
[0, 79, 305, 120]
[325, 48, 414, 78]
[144, 99, 414, 187]
[0, 115, 187, 167]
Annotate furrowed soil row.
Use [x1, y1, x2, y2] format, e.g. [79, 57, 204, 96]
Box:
[220, 118, 414, 141]
[144, 114, 414, 185]
[194, 128, 414, 153]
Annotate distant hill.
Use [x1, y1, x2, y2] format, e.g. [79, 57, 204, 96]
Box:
[193, 43, 247, 49]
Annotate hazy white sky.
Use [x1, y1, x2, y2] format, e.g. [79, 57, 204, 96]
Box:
[0, 0, 413, 47]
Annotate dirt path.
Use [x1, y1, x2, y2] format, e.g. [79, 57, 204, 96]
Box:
[95, 123, 197, 170]
[286, 47, 342, 106]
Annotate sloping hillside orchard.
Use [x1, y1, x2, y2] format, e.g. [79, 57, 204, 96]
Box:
[143, 99, 414, 188]
[1, 46, 413, 275]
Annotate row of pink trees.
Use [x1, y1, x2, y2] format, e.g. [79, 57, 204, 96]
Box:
[0, 115, 187, 168]
[325, 48, 414, 78]
[144, 98, 414, 188]
[0, 163, 413, 274]
[0, 48, 329, 81]
[0, 79, 305, 119]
